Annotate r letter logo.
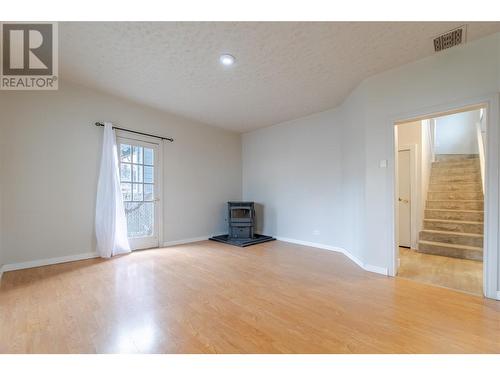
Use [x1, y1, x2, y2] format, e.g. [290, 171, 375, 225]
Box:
[1, 22, 58, 90]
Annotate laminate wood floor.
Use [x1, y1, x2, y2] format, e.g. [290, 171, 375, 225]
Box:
[1, 240, 499, 353]
[398, 247, 483, 296]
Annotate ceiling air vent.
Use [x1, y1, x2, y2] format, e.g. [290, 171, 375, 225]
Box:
[433, 26, 467, 52]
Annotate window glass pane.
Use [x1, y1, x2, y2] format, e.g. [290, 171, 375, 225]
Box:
[144, 184, 154, 201]
[144, 148, 154, 166]
[132, 183, 143, 201]
[125, 202, 154, 238]
[120, 163, 131, 182]
[144, 166, 154, 183]
[120, 144, 132, 162]
[133, 146, 143, 164]
[121, 183, 132, 201]
[132, 165, 143, 183]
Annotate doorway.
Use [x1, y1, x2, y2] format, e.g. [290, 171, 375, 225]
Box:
[393, 105, 488, 296]
[117, 135, 162, 250]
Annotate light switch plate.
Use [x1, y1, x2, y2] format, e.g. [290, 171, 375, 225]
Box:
[379, 159, 388, 168]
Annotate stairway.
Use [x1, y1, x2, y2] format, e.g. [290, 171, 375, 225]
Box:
[418, 154, 484, 261]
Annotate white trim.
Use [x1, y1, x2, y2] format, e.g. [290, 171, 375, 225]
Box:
[1, 252, 99, 273]
[363, 263, 390, 275]
[0, 237, 392, 280]
[0, 235, 212, 275]
[158, 139, 164, 247]
[275, 237, 388, 276]
[475, 119, 486, 194]
[116, 134, 162, 251]
[388, 93, 499, 300]
[497, 291, 500, 300]
[162, 236, 210, 247]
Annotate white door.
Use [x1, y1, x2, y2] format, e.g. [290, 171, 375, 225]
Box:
[398, 150, 411, 248]
[117, 137, 161, 250]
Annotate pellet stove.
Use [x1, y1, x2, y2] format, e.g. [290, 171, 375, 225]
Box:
[228, 201, 255, 239]
[209, 202, 275, 247]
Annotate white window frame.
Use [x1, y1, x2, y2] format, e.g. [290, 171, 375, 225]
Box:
[116, 130, 163, 250]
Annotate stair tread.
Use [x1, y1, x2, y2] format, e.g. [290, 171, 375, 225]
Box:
[434, 160, 479, 163]
[429, 184, 481, 187]
[431, 175, 481, 178]
[429, 187, 483, 191]
[428, 191, 482, 194]
[431, 171, 480, 173]
[418, 240, 483, 251]
[425, 208, 484, 213]
[424, 218, 484, 224]
[428, 187, 483, 192]
[433, 163, 479, 166]
[427, 200, 483, 202]
[430, 182, 481, 184]
[420, 229, 483, 238]
[433, 163, 479, 167]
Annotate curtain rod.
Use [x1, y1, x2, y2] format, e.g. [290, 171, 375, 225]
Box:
[94, 122, 174, 142]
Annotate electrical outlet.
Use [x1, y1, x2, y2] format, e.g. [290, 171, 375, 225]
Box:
[313, 229, 320, 236]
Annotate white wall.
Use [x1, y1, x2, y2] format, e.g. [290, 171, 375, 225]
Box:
[434, 110, 481, 154]
[243, 108, 344, 247]
[0, 81, 241, 266]
[243, 33, 500, 290]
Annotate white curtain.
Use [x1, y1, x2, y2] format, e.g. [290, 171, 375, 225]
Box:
[95, 122, 131, 257]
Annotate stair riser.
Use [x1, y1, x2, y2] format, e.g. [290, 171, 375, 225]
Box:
[435, 154, 479, 162]
[419, 231, 483, 247]
[431, 168, 481, 179]
[425, 210, 484, 222]
[426, 201, 484, 210]
[432, 161, 479, 169]
[428, 191, 483, 200]
[418, 242, 482, 261]
[428, 183, 482, 192]
[430, 174, 481, 183]
[424, 220, 483, 234]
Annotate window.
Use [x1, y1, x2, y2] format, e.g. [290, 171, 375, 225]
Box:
[119, 143, 155, 239]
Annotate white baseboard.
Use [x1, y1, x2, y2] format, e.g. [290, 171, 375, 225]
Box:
[497, 291, 500, 301]
[363, 263, 389, 275]
[0, 237, 389, 277]
[0, 235, 215, 275]
[275, 236, 388, 276]
[162, 236, 210, 247]
[1, 252, 99, 273]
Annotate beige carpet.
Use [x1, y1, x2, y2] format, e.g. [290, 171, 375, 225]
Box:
[398, 247, 483, 295]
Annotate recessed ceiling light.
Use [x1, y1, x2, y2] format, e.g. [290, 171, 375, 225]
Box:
[219, 54, 235, 66]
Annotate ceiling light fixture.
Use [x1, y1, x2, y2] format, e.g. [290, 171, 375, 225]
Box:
[219, 54, 235, 66]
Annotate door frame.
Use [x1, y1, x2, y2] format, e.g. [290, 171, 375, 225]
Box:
[116, 130, 164, 250]
[397, 144, 419, 250]
[388, 94, 499, 300]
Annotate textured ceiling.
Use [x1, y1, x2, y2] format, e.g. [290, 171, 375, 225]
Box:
[60, 22, 500, 132]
